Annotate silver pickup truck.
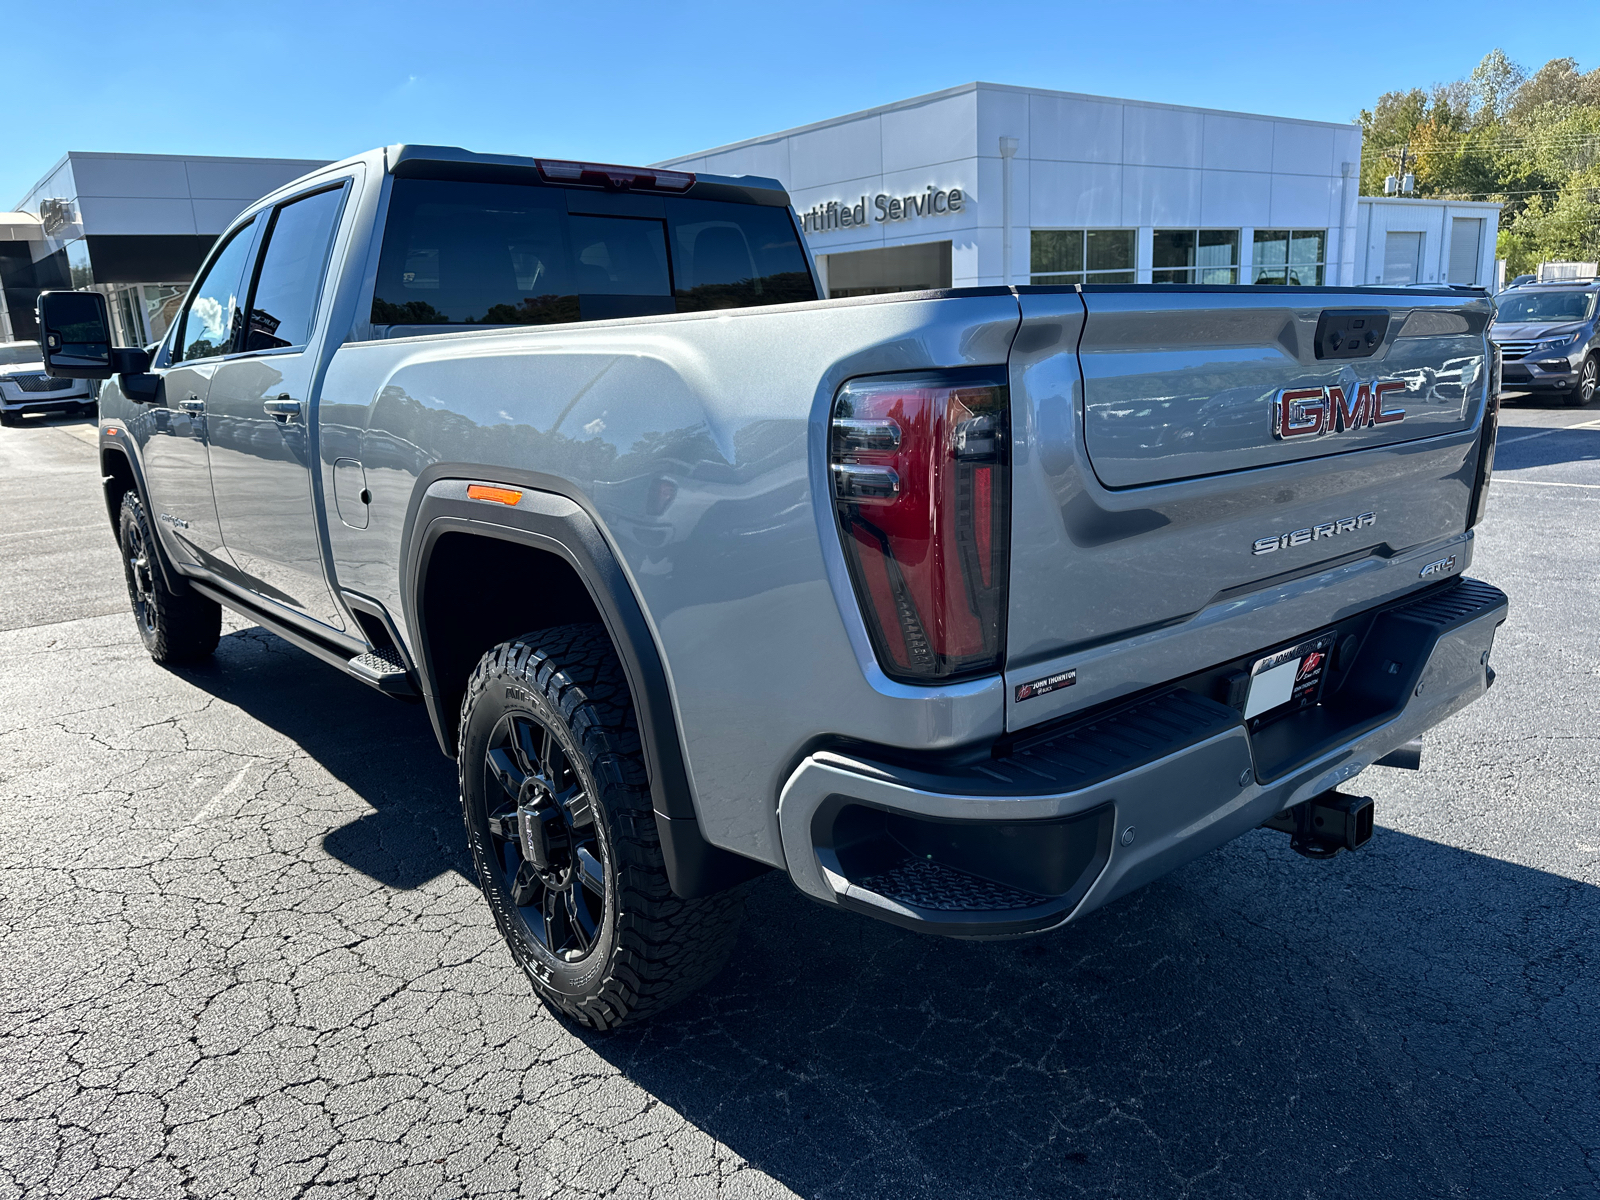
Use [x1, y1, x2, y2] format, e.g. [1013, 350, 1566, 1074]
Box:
[39, 145, 1507, 1029]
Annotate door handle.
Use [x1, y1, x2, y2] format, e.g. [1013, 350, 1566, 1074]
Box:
[178, 396, 205, 413]
[263, 396, 301, 421]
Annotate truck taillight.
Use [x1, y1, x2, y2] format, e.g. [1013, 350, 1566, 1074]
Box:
[830, 371, 1009, 683]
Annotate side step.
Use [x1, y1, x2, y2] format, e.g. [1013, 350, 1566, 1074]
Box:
[186, 577, 418, 699]
[348, 646, 417, 696]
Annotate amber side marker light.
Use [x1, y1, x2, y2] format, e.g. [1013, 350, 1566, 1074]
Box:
[105, 427, 120, 436]
[466, 484, 522, 506]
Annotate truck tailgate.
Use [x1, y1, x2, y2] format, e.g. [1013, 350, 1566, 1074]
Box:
[1004, 286, 1493, 732]
[1079, 289, 1489, 488]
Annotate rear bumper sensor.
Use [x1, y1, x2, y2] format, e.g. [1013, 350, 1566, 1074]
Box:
[777, 576, 1507, 937]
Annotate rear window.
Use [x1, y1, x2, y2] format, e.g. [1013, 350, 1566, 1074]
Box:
[371, 178, 815, 329]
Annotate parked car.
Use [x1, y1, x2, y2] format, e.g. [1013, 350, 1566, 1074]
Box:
[1491, 280, 1599, 405]
[40, 145, 1507, 1028]
[0, 340, 97, 425]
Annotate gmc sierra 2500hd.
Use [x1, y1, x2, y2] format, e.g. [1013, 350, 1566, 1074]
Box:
[39, 145, 1507, 1029]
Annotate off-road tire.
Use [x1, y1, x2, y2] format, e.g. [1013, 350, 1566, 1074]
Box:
[459, 624, 744, 1029]
[117, 491, 221, 663]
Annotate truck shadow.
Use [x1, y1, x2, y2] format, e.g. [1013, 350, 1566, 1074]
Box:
[584, 831, 1598, 1199]
[179, 624, 467, 888]
[1494, 425, 1600, 470]
[178, 625, 1596, 1198]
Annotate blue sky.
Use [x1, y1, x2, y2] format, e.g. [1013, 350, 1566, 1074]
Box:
[7, 0, 1597, 206]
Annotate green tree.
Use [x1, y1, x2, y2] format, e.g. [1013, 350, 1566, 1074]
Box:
[1359, 49, 1600, 276]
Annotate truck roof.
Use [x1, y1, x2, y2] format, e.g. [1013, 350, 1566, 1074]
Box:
[383, 144, 793, 208]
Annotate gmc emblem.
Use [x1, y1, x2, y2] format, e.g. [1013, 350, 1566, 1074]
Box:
[1273, 381, 1406, 440]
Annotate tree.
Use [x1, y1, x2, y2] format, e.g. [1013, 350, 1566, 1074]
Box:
[1358, 50, 1600, 275]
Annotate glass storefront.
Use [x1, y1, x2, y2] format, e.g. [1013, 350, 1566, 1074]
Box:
[821, 241, 951, 298]
[1030, 229, 1136, 285]
[1251, 230, 1325, 286]
[1153, 229, 1240, 284]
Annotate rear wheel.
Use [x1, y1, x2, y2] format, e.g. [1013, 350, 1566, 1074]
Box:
[459, 624, 744, 1029]
[1574, 355, 1598, 407]
[118, 491, 221, 663]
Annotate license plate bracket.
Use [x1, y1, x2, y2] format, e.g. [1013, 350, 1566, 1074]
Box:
[1243, 633, 1335, 725]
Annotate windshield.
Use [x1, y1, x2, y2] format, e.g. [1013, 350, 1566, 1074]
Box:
[0, 342, 43, 367]
[1494, 290, 1596, 324]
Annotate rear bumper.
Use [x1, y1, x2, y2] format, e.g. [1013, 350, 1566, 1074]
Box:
[777, 577, 1508, 937]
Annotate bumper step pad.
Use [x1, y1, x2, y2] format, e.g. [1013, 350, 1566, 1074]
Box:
[856, 858, 1049, 914]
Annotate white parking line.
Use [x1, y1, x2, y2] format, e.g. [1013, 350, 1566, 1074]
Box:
[1498, 418, 1600, 446]
[1493, 478, 1600, 491]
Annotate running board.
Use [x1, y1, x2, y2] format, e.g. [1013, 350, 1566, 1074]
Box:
[185, 578, 419, 699]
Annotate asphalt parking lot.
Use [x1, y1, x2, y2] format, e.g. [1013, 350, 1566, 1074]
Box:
[1, 400, 1596, 1200]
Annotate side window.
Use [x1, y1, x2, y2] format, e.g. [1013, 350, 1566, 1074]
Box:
[175, 219, 257, 362]
[244, 187, 347, 352]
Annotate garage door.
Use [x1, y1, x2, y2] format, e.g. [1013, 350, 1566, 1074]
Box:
[1383, 231, 1422, 285]
[1449, 218, 1482, 285]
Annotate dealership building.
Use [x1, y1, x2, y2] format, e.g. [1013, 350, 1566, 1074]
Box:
[663, 82, 1499, 296]
[0, 84, 1504, 346]
[1, 151, 326, 344]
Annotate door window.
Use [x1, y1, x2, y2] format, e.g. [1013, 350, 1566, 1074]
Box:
[244, 187, 348, 351]
[174, 219, 257, 361]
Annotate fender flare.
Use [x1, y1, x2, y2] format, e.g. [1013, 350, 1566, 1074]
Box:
[402, 469, 769, 897]
[98, 433, 196, 599]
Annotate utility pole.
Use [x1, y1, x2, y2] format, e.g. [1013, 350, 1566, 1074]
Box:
[1384, 143, 1416, 196]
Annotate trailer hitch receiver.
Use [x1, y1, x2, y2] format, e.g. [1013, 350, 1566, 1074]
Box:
[1262, 790, 1375, 859]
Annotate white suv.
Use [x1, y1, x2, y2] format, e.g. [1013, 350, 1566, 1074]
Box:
[0, 341, 97, 426]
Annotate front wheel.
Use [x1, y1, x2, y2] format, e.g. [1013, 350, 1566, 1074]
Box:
[458, 625, 744, 1029]
[1573, 355, 1598, 407]
[118, 491, 221, 663]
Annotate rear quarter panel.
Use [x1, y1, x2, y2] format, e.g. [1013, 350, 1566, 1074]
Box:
[317, 293, 1020, 864]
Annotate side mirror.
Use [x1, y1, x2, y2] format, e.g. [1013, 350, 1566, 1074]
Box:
[37, 290, 114, 379]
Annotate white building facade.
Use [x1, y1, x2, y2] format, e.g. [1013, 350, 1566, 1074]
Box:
[1354, 196, 1502, 289]
[2, 151, 326, 344]
[661, 82, 1366, 297]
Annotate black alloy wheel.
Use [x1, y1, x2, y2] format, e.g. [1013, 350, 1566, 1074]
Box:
[459, 625, 745, 1029]
[124, 510, 159, 641]
[116, 491, 220, 663]
[481, 710, 609, 960]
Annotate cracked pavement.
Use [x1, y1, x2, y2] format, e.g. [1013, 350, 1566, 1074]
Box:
[1, 405, 1596, 1199]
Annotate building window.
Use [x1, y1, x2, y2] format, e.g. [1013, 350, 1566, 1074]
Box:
[822, 241, 952, 297]
[1153, 229, 1239, 284]
[1252, 230, 1325, 286]
[1031, 229, 1136, 285]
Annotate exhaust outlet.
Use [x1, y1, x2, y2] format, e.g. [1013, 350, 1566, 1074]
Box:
[1262, 790, 1375, 859]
